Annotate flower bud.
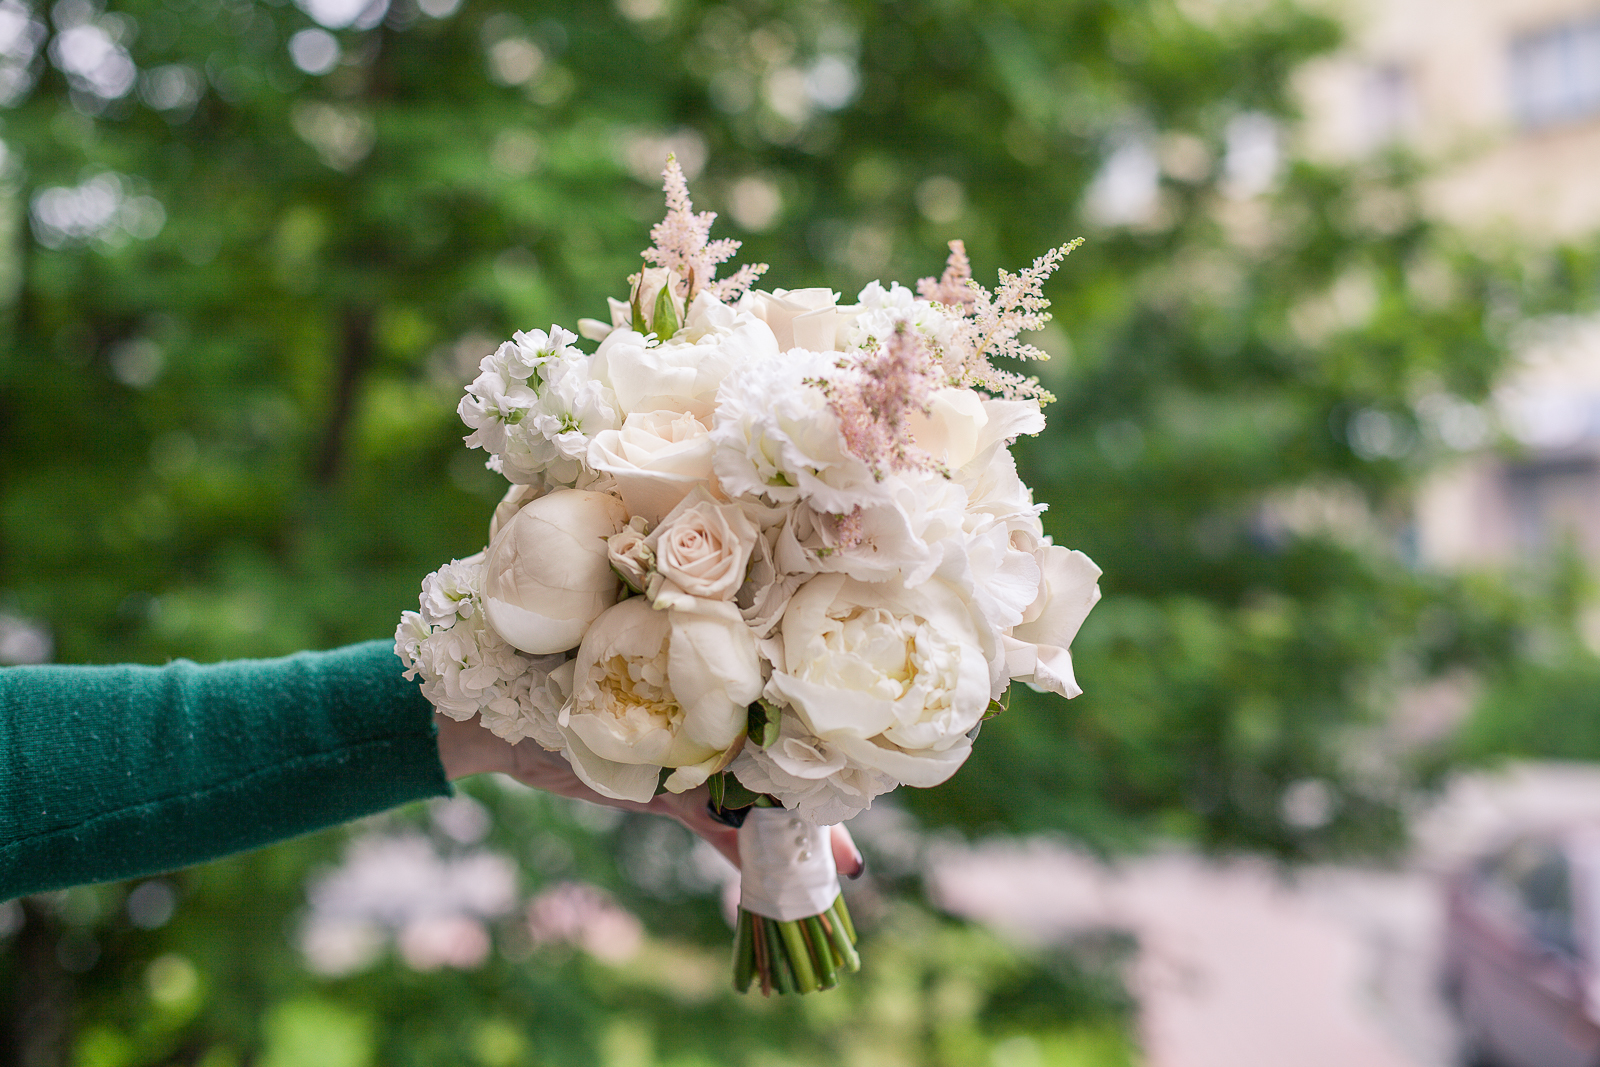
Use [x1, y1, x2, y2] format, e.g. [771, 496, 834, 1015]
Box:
[482, 489, 629, 655]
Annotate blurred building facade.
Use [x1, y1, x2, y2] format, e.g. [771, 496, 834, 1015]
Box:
[1302, 0, 1600, 572]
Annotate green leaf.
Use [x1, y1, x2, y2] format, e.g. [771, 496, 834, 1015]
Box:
[630, 282, 647, 335]
[748, 700, 781, 748]
[652, 283, 679, 338]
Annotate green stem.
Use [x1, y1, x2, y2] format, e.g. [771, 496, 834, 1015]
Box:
[803, 916, 838, 988]
[763, 913, 794, 995]
[833, 893, 858, 945]
[777, 919, 818, 992]
[823, 901, 861, 973]
[733, 909, 755, 994]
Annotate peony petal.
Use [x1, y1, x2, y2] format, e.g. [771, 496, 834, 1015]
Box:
[559, 726, 663, 804]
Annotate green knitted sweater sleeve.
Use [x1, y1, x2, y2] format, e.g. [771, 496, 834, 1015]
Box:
[0, 640, 450, 898]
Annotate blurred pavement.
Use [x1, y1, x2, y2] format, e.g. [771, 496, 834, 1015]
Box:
[926, 761, 1600, 1067]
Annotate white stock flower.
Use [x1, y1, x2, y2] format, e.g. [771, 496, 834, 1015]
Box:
[764, 572, 996, 789]
[418, 553, 485, 627]
[710, 347, 885, 514]
[526, 351, 621, 464]
[557, 595, 761, 803]
[479, 658, 573, 749]
[482, 489, 629, 655]
[730, 712, 897, 824]
[396, 607, 526, 722]
[646, 488, 760, 602]
[1004, 545, 1101, 698]
[845, 281, 956, 355]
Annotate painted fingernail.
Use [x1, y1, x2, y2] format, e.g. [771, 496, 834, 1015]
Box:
[846, 852, 866, 880]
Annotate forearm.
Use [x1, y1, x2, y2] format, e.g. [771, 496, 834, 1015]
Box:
[0, 641, 449, 898]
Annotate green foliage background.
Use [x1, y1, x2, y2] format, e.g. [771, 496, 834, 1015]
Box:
[0, 0, 1592, 1062]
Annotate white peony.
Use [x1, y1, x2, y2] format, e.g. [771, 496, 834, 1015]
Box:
[730, 713, 898, 825]
[1004, 545, 1101, 698]
[482, 489, 629, 655]
[557, 595, 762, 803]
[764, 572, 996, 789]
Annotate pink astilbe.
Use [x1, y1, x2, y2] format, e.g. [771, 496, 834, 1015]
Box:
[923, 238, 1083, 403]
[916, 238, 977, 313]
[822, 322, 941, 478]
[638, 155, 768, 304]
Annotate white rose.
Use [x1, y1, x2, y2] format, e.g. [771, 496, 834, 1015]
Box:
[906, 387, 987, 469]
[557, 595, 762, 803]
[591, 294, 778, 420]
[730, 713, 898, 824]
[482, 489, 629, 655]
[740, 288, 847, 352]
[764, 572, 995, 788]
[1004, 546, 1101, 698]
[606, 516, 654, 594]
[604, 266, 679, 334]
[646, 489, 760, 602]
[587, 409, 716, 524]
[710, 347, 886, 515]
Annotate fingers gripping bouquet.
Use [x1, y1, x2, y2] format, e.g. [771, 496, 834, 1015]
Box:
[396, 157, 1102, 995]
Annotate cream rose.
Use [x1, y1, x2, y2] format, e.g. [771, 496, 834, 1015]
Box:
[482, 489, 629, 655]
[741, 287, 848, 352]
[764, 572, 995, 788]
[1004, 545, 1101, 698]
[558, 595, 762, 802]
[646, 490, 760, 602]
[587, 409, 716, 525]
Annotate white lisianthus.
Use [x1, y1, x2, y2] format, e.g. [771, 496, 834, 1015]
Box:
[1004, 545, 1102, 698]
[587, 409, 716, 525]
[558, 595, 762, 803]
[482, 489, 629, 655]
[730, 713, 898, 824]
[764, 572, 995, 789]
[710, 348, 886, 515]
[906, 387, 987, 469]
[646, 488, 760, 602]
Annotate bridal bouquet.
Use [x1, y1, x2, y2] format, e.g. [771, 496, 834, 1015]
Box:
[396, 158, 1101, 995]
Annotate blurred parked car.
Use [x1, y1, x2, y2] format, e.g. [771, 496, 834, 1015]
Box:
[1443, 827, 1600, 1067]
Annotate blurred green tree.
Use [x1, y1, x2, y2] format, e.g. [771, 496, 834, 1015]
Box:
[0, 0, 1585, 1062]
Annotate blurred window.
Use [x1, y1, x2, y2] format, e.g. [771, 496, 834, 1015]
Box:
[1509, 17, 1600, 130]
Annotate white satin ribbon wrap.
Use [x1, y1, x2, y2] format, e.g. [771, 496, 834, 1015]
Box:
[737, 808, 840, 922]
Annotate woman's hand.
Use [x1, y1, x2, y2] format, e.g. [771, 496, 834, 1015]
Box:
[434, 713, 863, 876]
